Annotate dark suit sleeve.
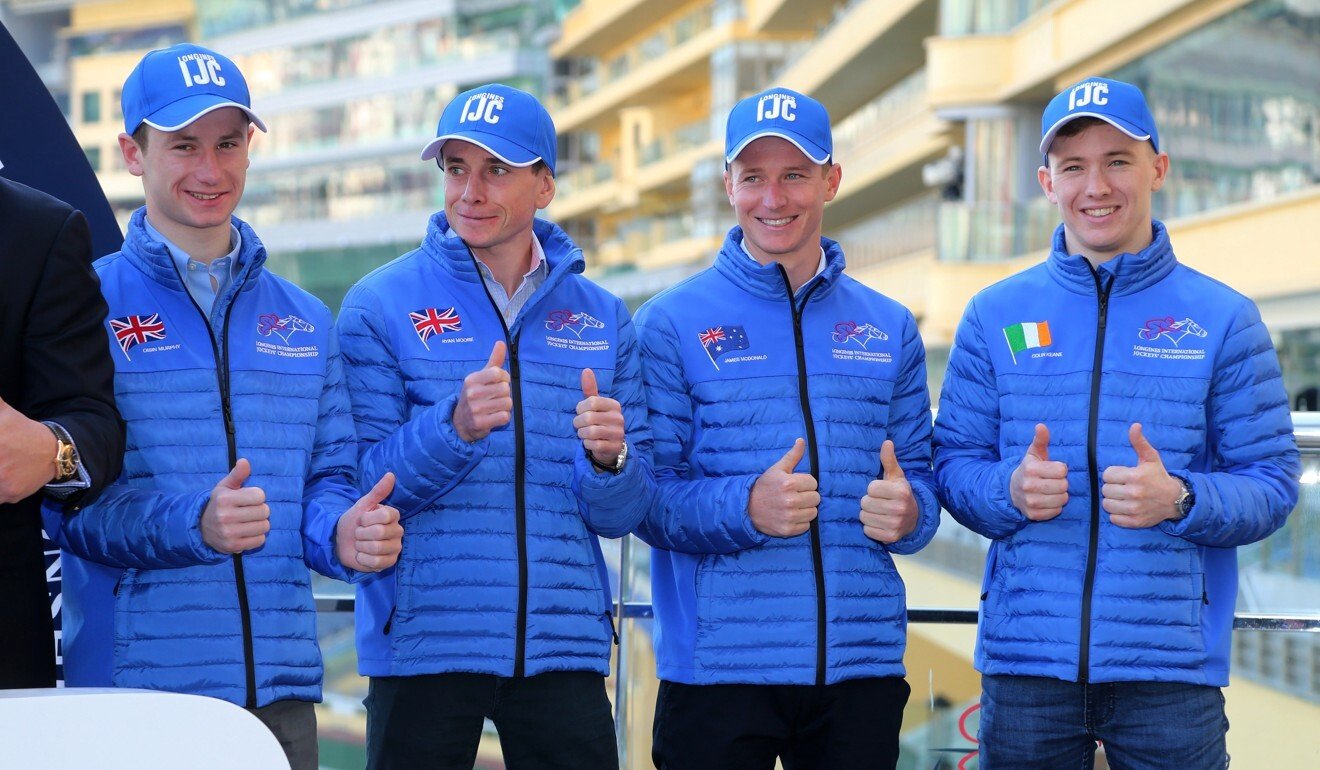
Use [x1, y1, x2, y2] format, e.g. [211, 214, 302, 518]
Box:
[21, 208, 123, 504]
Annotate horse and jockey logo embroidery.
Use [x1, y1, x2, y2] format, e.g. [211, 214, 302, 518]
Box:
[1133, 315, 1209, 361]
[110, 313, 168, 361]
[255, 312, 319, 359]
[832, 321, 888, 348]
[830, 320, 893, 364]
[545, 309, 604, 339]
[1137, 316, 1206, 347]
[410, 307, 464, 350]
[545, 309, 610, 352]
[257, 313, 314, 344]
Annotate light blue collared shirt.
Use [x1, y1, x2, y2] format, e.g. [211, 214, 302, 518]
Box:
[143, 217, 242, 319]
[449, 228, 549, 325]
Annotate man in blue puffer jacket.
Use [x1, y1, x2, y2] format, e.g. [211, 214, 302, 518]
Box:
[619, 88, 940, 769]
[45, 44, 403, 770]
[934, 77, 1300, 768]
[336, 84, 649, 769]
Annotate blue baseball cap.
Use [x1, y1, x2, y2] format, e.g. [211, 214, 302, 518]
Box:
[121, 44, 266, 135]
[1039, 77, 1158, 154]
[725, 87, 832, 165]
[420, 84, 557, 175]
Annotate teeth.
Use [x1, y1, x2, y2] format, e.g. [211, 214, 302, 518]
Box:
[761, 217, 793, 226]
[1084, 207, 1115, 216]
[190, 192, 220, 200]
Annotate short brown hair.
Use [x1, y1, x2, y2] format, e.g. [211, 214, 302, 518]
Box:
[132, 124, 150, 152]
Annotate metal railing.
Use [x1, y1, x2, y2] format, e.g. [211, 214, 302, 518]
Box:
[313, 412, 1320, 766]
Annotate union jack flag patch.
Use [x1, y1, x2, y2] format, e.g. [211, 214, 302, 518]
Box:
[410, 307, 462, 349]
[110, 313, 167, 361]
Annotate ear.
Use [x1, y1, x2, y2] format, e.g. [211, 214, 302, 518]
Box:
[535, 170, 556, 209]
[119, 132, 146, 178]
[1150, 151, 1170, 193]
[823, 162, 842, 203]
[1037, 164, 1056, 204]
[246, 125, 255, 169]
[724, 168, 734, 205]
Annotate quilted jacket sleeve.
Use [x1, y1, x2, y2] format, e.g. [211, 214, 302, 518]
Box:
[44, 480, 222, 570]
[1160, 299, 1300, 546]
[337, 284, 486, 520]
[933, 298, 1029, 540]
[630, 302, 768, 554]
[300, 330, 366, 583]
[571, 299, 655, 538]
[884, 310, 940, 555]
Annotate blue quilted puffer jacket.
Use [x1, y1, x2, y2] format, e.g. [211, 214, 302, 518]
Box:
[336, 212, 649, 679]
[46, 209, 362, 708]
[631, 229, 940, 686]
[934, 222, 1300, 687]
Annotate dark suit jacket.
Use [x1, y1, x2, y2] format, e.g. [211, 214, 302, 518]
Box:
[0, 176, 123, 688]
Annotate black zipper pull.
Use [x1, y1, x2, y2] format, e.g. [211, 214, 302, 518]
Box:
[383, 606, 397, 635]
[605, 609, 619, 645]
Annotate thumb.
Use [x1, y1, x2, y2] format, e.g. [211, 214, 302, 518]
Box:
[773, 438, 806, 473]
[581, 368, 599, 399]
[1129, 423, 1161, 464]
[879, 440, 904, 479]
[1027, 423, 1051, 462]
[219, 458, 251, 490]
[486, 340, 507, 369]
[360, 472, 396, 508]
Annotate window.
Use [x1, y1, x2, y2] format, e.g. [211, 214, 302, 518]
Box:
[81, 91, 101, 124]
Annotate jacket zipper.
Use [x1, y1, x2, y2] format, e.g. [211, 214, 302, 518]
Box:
[470, 255, 528, 678]
[1079, 267, 1114, 684]
[174, 263, 257, 708]
[778, 266, 827, 686]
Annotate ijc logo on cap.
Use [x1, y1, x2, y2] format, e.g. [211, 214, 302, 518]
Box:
[1039, 77, 1158, 155]
[420, 84, 557, 175]
[725, 87, 833, 165]
[121, 43, 266, 135]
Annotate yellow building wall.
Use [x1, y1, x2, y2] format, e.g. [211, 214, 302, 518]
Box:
[69, 0, 194, 33]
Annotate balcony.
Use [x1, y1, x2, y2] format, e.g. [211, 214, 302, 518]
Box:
[552, 0, 685, 59]
[775, 0, 936, 119]
[925, 0, 1217, 109]
[635, 119, 720, 195]
[548, 160, 622, 221]
[825, 67, 954, 228]
[550, 4, 736, 133]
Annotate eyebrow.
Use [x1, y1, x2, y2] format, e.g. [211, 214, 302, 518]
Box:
[1056, 149, 1137, 164]
[169, 130, 245, 143]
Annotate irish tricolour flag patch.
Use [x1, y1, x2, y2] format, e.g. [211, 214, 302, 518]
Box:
[1003, 321, 1052, 364]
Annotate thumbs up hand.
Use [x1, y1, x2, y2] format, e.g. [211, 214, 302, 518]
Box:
[749, 439, 820, 538]
[336, 472, 404, 572]
[573, 368, 626, 470]
[859, 441, 919, 544]
[453, 341, 513, 443]
[201, 458, 271, 553]
[1009, 424, 1070, 522]
[1101, 423, 1184, 529]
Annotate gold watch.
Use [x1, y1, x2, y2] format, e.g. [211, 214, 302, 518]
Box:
[51, 429, 78, 482]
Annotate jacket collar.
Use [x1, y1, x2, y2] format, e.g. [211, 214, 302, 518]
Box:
[121, 207, 266, 298]
[419, 211, 586, 330]
[1046, 220, 1176, 297]
[713, 226, 846, 302]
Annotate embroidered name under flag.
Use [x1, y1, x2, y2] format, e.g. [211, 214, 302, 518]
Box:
[411, 307, 462, 350]
[699, 325, 749, 371]
[110, 313, 167, 361]
[1003, 321, 1052, 364]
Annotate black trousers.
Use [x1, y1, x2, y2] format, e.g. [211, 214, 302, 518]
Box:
[652, 677, 911, 770]
[0, 526, 55, 689]
[366, 670, 618, 770]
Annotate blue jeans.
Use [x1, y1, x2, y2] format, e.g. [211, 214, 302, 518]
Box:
[979, 675, 1228, 770]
